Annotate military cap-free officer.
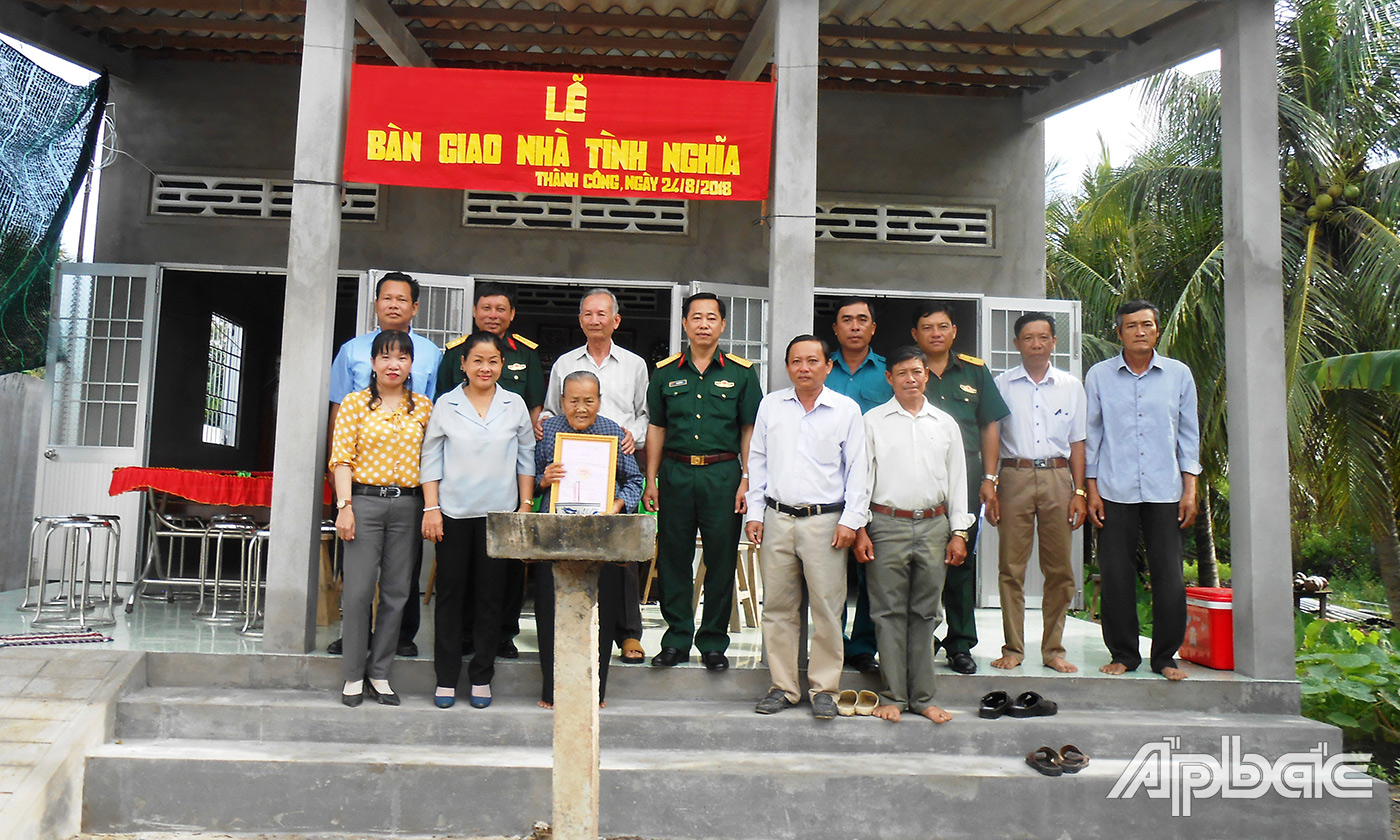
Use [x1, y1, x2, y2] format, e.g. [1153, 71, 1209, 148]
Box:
[910, 302, 1010, 675]
[643, 292, 761, 672]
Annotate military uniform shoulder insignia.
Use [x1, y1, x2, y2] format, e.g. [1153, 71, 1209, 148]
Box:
[511, 333, 539, 351]
[444, 333, 470, 351]
[655, 352, 682, 369]
[725, 354, 754, 368]
[957, 353, 986, 367]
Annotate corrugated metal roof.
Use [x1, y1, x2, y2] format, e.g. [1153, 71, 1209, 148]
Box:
[16, 0, 1213, 95]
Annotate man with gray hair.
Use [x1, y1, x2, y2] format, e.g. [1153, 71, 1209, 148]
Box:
[542, 287, 651, 662]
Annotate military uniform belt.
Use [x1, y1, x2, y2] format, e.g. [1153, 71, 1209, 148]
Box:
[664, 450, 738, 466]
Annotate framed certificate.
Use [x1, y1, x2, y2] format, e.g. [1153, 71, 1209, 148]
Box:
[549, 432, 618, 515]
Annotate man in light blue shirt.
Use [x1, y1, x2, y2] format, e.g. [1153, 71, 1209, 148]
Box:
[1085, 300, 1201, 681]
[325, 272, 443, 658]
[823, 296, 890, 675]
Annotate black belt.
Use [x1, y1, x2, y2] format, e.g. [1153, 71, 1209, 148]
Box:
[765, 499, 845, 518]
[351, 483, 422, 498]
[664, 450, 738, 466]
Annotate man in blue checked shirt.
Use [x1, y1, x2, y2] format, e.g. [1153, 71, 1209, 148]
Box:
[1085, 300, 1201, 681]
[533, 370, 645, 708]
[325, 271, 443, 658]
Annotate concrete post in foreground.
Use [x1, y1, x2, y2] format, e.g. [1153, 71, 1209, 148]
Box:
[264, 0, 355, 654]
[486, 512, 658, 840]
[766, 0, 819, 390]
[1220, 0, 1294, 680]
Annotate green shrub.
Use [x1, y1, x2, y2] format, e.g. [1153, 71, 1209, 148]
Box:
[1296, 522, 1377, 578]
[1295, 616, 1400, 743]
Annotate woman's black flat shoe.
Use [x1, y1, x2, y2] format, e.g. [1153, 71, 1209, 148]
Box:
[365, 680, 401, 706]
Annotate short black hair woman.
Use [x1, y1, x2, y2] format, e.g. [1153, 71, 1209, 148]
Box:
[329, 329, 433, 707]
[420, 331, 536, 709]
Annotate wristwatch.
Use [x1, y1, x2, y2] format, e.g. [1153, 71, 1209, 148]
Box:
[1074, 488, 1087, 497]
[952, 529, 970, 541]
[982, 474, 998, 485]
[336, 499, 351, 510]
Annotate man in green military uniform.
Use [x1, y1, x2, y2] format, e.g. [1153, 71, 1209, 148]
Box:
[436, 281, 546, 659]
[436, 282, 545, 437]
[643, 292, 761, 672]
[911, 302, 1010, 675]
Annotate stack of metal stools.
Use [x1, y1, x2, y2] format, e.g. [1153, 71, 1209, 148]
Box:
[22, 514, 121, 630]
[194, 513, 258, 624]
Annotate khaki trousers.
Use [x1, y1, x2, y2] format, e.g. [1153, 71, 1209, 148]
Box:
[996, 466, 1076, 664]
[758, 509, 847, 703]
[865, 512, 949, 712]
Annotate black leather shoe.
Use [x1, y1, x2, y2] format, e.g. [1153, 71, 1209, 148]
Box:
[396, 641, 419, 657]
[948, 652, 978, 674]
[364, 680, 401, 707]
[327, 637, 344, 655]
[340, 689, 363, 707]
[651, 646, 689, 667]
[497, 640, 519, 659]
[701, 651, 729, 672]
[847, 653, 880, 674]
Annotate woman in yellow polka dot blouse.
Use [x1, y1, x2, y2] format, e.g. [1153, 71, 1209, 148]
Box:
[329, 329, 433, 707]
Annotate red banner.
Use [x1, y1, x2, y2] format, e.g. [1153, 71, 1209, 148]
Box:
[343, 66, 775, 201]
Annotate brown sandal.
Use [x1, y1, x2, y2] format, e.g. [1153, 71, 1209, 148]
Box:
[1026, 746, 1065, 777]
[620, 638, 646, 663]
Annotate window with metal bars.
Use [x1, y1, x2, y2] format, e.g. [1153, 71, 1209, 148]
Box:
[202, 313, 244, 447]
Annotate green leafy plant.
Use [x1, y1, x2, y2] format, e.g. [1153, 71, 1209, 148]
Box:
[1295, 615, 1400, 742]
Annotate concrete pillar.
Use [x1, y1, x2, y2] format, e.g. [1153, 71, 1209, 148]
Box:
[263, 0, 355, 653]
[551, 561, 602, 840]
[1220, 0, 1293, 680]
[766, 0, 819, 389]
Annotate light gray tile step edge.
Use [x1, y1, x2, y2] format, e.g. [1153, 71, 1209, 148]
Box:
[113, 686, 1342, 757]
[0, 649, 146, 840]
[82, 739, 1390, 840]
[144, 652, 1303, 715]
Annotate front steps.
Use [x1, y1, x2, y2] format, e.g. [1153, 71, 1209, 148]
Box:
[82, 653, 1390, 840]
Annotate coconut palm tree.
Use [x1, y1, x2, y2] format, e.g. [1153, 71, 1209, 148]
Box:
[1047, 0, 1400, 616]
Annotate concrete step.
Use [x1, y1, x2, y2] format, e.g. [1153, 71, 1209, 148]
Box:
[114, 685, 1343, 759]
[83, 737, 1390, 840]
[142, 651, 1303, 715]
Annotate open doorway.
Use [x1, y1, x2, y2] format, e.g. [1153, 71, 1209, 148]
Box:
[147, 269, 286, 472]
[813, 293, 980, 359]
[485, 278, 677, 370]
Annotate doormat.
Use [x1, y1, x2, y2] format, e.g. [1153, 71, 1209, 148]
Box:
[0, 630, 113, 647]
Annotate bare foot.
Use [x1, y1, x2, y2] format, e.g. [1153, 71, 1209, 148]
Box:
[600, 700, 607, 708]
[1099, 662, 1128, 675]
[538, 700, 553, 709]
[1044, 657, 1078, 673]
[918, 705, 953, 724]
[991, 655, 1022, 670]
[1160, 666, 1188, 681]
[872, 704, 902, 722]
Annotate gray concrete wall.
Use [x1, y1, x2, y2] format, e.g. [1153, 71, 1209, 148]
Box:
[0, 373, 43, 591]
[95, 60, 1045, 298]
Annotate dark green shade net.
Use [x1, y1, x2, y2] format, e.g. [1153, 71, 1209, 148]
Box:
[0, 40, 108, 374]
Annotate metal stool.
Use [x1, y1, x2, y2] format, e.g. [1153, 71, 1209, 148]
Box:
[19, 515, 81, 613]
[237, 528, 272, 637]
[27, 514, 120, 630]
[194, 514, 257, 624]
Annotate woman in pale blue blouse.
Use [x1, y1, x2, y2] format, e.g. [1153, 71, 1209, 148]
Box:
[421, 332, 535, 709]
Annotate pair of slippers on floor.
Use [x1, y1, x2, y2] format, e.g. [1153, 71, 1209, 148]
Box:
[836, 689, 881, 716]
[1026, 744, 1090, 776]
[979, 689, 1058, 719]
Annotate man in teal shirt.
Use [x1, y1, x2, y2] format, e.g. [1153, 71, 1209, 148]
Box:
[825, 296, 892, 674]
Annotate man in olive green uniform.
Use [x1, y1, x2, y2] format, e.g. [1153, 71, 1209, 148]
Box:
[911, 302, 1010, 675]
[643, 293, 761, 672]
[435, 282, 545, 659]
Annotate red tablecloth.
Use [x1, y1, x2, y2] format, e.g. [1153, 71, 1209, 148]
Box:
[108, 466, 332, 507]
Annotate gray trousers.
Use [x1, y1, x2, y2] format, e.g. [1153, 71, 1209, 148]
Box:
[340, 494, 422, 683]
[865, 512, 950, 713]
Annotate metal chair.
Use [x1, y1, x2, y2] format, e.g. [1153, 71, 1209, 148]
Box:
[126, 494, 208, 613]
[237, 528, 272, 636]
[193, 514, 257, 624]
[27, 514, 120, 630]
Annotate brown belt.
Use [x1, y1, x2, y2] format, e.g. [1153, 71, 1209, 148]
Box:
[869, 502, 947, 520]
[665, 450, 738, 466]
[1000, 458, 1069, 469]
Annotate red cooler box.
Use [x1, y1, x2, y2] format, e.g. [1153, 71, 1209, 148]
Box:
[1180, 586, 1234, 670]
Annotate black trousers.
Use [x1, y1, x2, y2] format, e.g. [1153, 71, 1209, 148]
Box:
[614, 563, 643, 645]
[1097, 500, 1186, 673]
[534, 563, 624, 704]
[434, 516, 510, 688]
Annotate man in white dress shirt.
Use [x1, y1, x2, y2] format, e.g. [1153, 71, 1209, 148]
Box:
[745, 335, 869, 720]
[989, 313, 1087, 674]
[854, 346, 973, 724]
[541, 287, 651, 662]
